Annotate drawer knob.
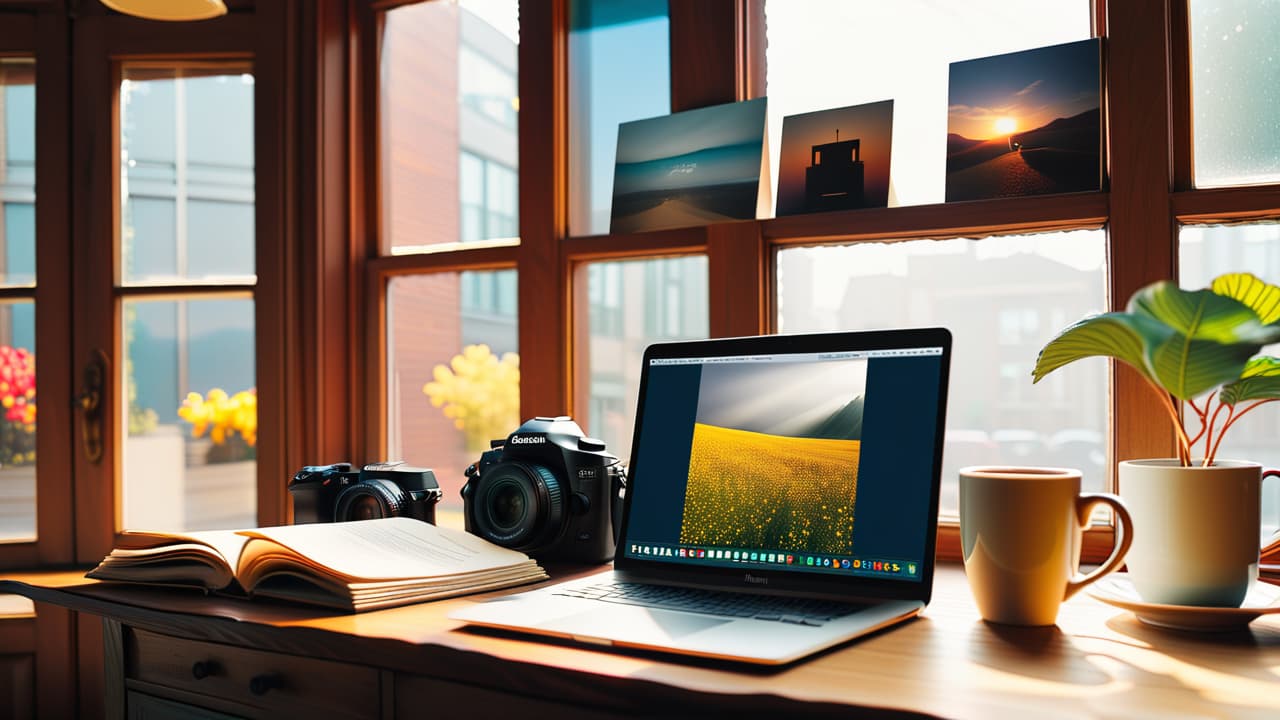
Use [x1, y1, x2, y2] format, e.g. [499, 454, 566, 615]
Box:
[249, 673, 284, 696]
[191, 660, 219, 680]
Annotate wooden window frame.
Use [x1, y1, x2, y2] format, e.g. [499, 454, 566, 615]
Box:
[359, 0, 1280, 564]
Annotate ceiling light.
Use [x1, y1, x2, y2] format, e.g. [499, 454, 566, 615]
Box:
[100, 0, 228, 22]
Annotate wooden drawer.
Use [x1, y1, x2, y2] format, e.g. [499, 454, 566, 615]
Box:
[126, 628, 381, 719]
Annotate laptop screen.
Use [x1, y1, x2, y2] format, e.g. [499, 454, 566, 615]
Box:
[618, 332, 948, 588]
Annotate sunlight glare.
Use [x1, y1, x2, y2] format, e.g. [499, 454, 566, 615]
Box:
[994, 117, 1017, 135]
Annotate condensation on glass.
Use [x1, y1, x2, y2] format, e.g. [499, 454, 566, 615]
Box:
[777, 229, 1109, 517]
[386, 270, 518, 526]
[380, 0, 519, 251]
[763, 0, 1091, 208]
[120, 66, 255, 284]
[122, 297, 257, 532]
[0, 59, 36, 543]
[1180, 221, 1280, 537]
[568, 0, 670, 236]
[1189, 1, 1280, 187]
[578, 255, 707, 464]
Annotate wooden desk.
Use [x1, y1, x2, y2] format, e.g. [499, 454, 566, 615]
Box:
[3, 566, 1278, 719]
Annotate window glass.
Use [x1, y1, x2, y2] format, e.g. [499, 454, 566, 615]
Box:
[1189, 1, 1280, 187]
[387, 270, 518, 526]
[763, 1, 1091, 208]
[568, 0, 670, 236]
[1, 59, 35, 288]
[1180, 221, 1280, 537]
[0, 59, 36, 543]
[777, 230, 1109, 516]
[381, 0, 519, 251]
[0, 301, 36, 542]
[578, 256, 707, 463]
[123, 298, 257, 532]
[120, 68, 255, 284]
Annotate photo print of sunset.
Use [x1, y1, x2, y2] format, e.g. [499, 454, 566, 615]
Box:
[678, 360, 866, 555]
[945, 38, 1101, 202]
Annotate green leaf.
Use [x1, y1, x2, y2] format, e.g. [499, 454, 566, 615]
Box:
[1129, 281, 1276, 344]
[1148, 336, 1260, 400]
[1031, 312, 1169, 384]
[1219, 356, 1280, 405]
[1212, 273, 1280, 324]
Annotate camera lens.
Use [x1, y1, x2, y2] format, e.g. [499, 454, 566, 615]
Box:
[334, 478, 408, 522]
[468, 462, 564, 551]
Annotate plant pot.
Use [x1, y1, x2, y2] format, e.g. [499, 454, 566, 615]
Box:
[1119, 459, 1271, 607]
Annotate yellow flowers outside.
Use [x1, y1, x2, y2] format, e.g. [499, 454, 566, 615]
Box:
[678, 423, 858, 555]
[423, 344, 519, 452]
[178, 388, 258, 447]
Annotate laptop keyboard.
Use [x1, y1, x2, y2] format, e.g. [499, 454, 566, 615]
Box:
[553, 582, 866, 626]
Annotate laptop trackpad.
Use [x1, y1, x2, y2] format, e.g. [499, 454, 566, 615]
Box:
[544, 608, 728, 640]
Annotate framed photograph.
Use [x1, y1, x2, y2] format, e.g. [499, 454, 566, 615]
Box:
[777, 100, 894, 216]
[945, 38, 1102, 202]
[610, 98, 769, 234]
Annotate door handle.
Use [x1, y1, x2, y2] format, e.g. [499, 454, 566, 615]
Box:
[74, 349, 108, 465]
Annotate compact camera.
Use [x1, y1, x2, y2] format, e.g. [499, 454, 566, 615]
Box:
[462, 416, 625, 564]
[289, 461, 442, 524]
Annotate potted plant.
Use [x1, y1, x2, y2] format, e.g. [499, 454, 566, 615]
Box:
[1033, 272, 1280, 607]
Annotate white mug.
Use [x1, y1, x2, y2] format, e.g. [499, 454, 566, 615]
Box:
[960, 466, 1133, 626]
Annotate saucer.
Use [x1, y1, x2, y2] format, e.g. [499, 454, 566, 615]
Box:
[1086, 573, 1280, 631]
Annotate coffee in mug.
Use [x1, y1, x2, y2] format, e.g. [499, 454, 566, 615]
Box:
[960, 466, 1133, 626]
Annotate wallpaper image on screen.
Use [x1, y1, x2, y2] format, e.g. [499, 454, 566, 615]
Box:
[678, 360, 866, 555]
[945, 38, 1101, 202]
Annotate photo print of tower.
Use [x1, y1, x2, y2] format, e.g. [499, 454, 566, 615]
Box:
[945, 38, 1102, 202]
[678, 359, 867, 555]
[777, 100, 893, 216]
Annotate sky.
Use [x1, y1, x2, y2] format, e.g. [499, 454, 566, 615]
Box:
[947, 39, 1100, 140]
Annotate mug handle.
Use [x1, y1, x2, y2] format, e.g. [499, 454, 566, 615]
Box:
[1064, 493, 1134, 601]
[1263, 469, 1280, 548]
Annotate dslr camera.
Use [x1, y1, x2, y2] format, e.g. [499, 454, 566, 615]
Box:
[289, 461, 442, 524]
[462, 416, 625, 564]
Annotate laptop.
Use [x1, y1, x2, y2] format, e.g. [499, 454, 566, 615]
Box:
[451, 328, 952, 665]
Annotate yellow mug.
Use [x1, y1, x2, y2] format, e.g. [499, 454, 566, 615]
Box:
[960, 466, 1133, 626]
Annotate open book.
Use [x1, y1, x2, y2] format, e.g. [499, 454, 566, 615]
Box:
[86, 517, 548, 612]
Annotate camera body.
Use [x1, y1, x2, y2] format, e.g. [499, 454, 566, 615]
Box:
[462, 416, 624, 564]
[290, 462, 442, 524]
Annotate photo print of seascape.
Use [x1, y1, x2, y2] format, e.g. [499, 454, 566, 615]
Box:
[777, 100, 893, 216]
[610, 97, 768, 234]
[678, 359, 866, 556]
[945, 38, 1101, 202]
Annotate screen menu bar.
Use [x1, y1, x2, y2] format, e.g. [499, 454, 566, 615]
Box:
[629, 542, 920, 580]
[650, 347, 943, 366]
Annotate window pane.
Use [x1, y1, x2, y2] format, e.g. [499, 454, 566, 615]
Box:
[1180, 221, 1280, 537]
[387, 270, 518, 527]
[777, 230, 1108, 516]
[1189, 1, 1280, 187]
[120, 67, 255, 284]
[568, 0, 670, 236]
[1, 59, 36, 287]
[0, 301, 36, 543]
[381, 0, 519, 251]
[123, 298, 256, 532]
[578, 256, 707, 463]
[764, 1, 1091, 208]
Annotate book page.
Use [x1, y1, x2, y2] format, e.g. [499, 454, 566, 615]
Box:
[111, 530, 250, 567]
[236, 517, 534, 584]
